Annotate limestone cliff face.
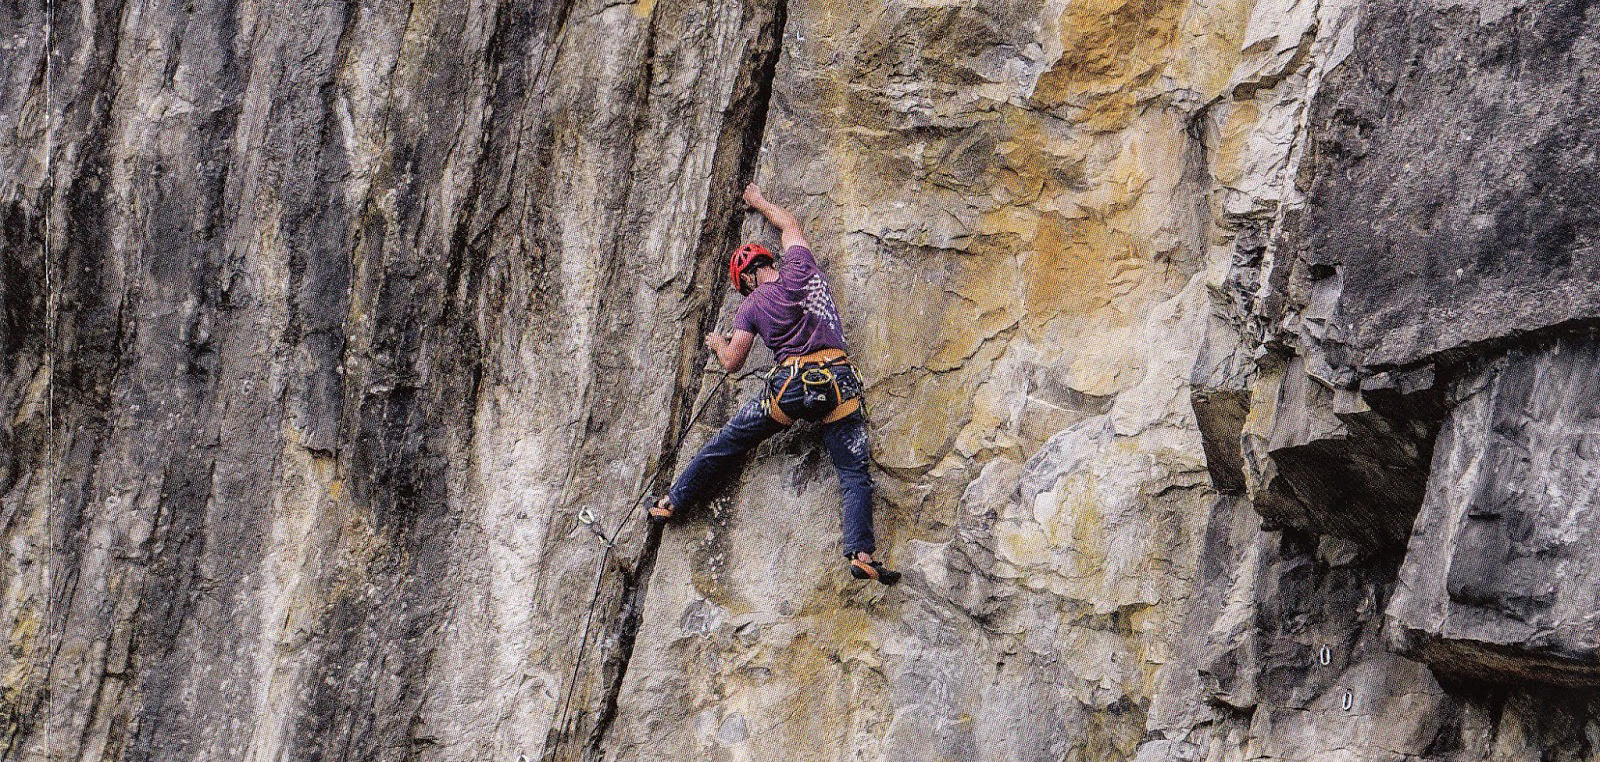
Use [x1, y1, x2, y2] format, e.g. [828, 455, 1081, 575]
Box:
[5, 0, 1600, 760]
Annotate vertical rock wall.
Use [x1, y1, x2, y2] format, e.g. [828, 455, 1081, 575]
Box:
[1389, 333, 1600, 688]
[5, 0, 1600, 760]
[4, 0, 783, 758]
[1189, 0, 1600, 759]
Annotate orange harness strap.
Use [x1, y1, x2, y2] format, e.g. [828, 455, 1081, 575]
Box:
[822, 396, 861, 423]
[782, 348, 848, 366]
[767, 349, 859, 426]
[768, 370, 798, 426]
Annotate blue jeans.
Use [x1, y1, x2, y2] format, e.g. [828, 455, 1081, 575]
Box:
[667, 364, 876, 558]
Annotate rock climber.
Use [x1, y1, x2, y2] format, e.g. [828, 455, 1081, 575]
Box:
[649, 183, 900, 586]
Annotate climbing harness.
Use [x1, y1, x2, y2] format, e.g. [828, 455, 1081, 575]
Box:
[547, 369, 732, 759]
[764, 348, 862, 426]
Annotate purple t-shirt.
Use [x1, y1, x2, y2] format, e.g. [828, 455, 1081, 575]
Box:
[733, 245, 849, 362]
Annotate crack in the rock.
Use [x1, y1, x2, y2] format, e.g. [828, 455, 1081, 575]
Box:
[543, 0, 791, 759]
[1230, 26, 1320, 102]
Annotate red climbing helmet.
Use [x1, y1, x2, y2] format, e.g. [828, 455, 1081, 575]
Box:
[729, 243, 774, 295]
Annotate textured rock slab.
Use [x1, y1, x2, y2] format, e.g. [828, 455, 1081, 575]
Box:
[1207, 0, 1600, 551]
[1389, 333, 1600, 686]
[603, 408, 1217, 762]
[2, 0, 781, 758]
[1289, 0, 1600, 370]
[14, 0, 1600, 758]
[1237, 354, 1439, 549]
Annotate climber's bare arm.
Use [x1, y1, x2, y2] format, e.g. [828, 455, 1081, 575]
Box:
[743, 184, 809, 251]
[706, 330, 756, 373]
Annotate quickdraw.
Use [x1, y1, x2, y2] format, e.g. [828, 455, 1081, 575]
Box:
[576, 506, 612, 546]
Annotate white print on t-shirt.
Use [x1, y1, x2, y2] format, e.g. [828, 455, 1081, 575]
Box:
[801, 273, 843, 334]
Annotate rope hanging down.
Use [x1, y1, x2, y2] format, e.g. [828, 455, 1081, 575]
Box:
[42, 3, 58, 758]
[547, 368, 736, 758]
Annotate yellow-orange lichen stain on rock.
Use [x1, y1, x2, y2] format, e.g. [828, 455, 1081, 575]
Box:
[604, 0, 1303, 758]
[1034, 0, 1190, 129]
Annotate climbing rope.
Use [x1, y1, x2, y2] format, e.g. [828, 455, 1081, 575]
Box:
[41, 4, 57, 759]
[546, 367, 742, 759]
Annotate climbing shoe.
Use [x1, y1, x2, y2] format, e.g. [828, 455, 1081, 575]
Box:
[849, 559, 901, 586]
[647, 495, 674, 525]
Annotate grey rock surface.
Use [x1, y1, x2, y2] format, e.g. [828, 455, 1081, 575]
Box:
[6, 0, 1600, 759]
[1236, 353, 1441, 549]
[1289, 0, 1600, 371]
[1206, 0, 1600, 707]
[5, 0, 782, 758]
[1214, 0, 1600, 554]
[1389, 332, 1600, 687]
